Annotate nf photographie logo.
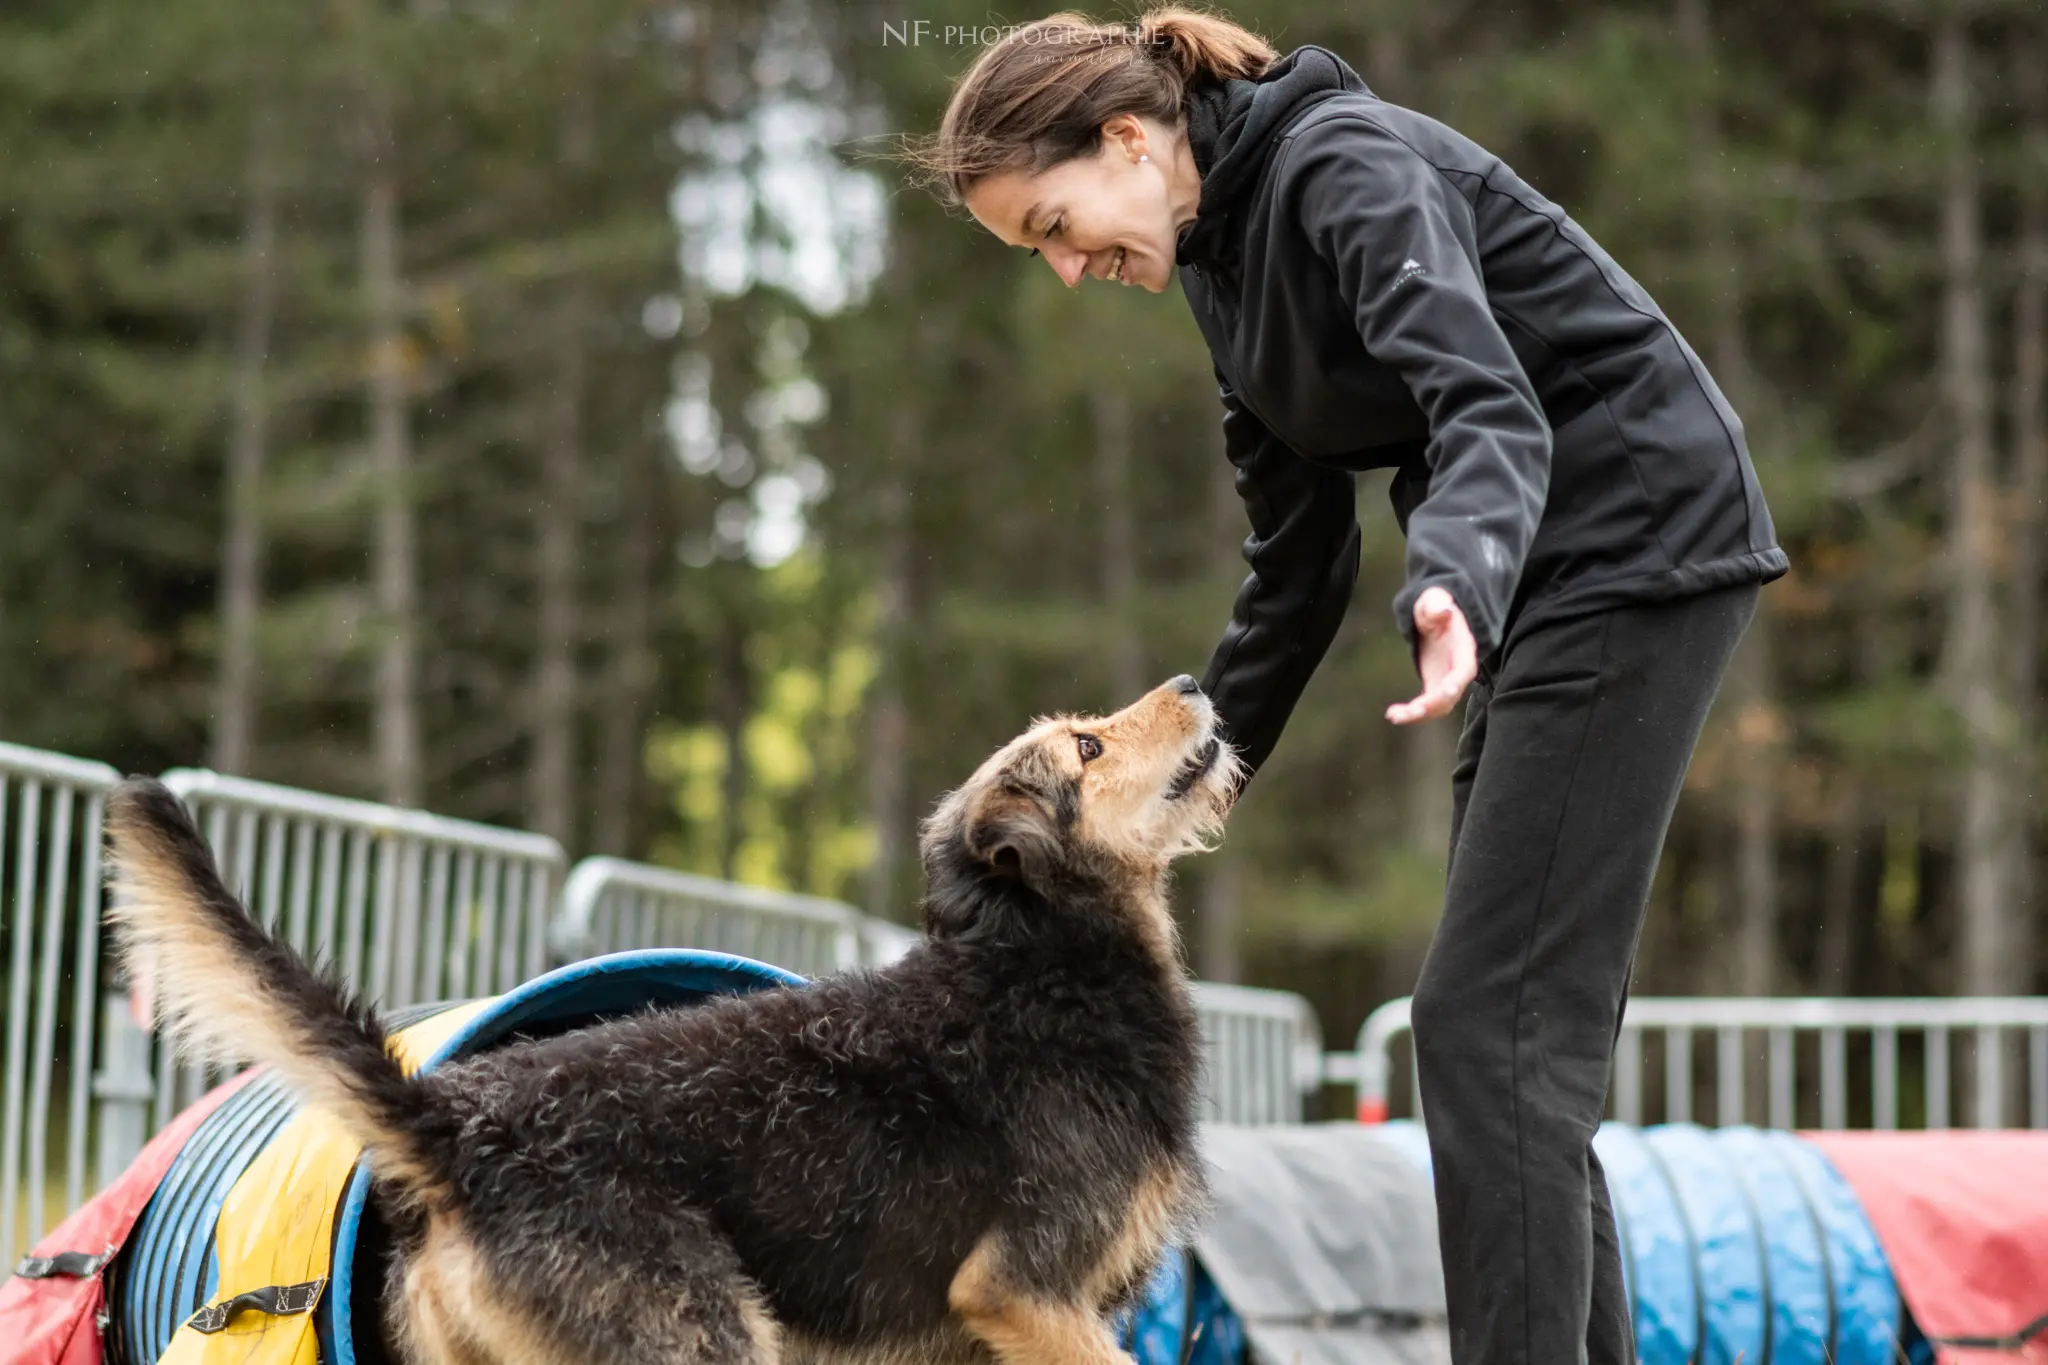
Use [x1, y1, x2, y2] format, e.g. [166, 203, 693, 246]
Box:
[881, 18, 1157, 47]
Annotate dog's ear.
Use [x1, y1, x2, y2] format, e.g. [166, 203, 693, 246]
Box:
[963, 782, 1061, 885]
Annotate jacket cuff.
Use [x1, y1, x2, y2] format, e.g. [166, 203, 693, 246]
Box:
[1392, 576, 1496, 671]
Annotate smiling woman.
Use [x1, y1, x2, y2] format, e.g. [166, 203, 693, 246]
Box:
[898, 10, 1790, 1365]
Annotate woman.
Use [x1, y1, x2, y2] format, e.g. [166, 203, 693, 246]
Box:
[910, 8, 1787, 1365]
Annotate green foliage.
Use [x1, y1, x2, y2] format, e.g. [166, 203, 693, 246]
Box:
[1244, 846, 1450, 949]
[2, 0, 2044, 1004]
[647, 550, 880, 901]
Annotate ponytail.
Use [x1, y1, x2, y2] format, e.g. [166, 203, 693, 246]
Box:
[897, 6, 1278, 205]
[1137, 6, 1278, 89]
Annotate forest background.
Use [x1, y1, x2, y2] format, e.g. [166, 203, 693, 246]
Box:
[2, 0, 2043, 1054]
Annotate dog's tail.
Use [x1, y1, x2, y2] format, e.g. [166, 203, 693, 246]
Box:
[105, 777, 454, 1210]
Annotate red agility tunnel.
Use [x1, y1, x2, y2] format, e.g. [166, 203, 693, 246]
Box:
[1804, 1131, 2048, 1365]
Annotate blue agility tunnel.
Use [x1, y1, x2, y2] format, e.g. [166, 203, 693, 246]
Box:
[1589, 1123, 1903, 1365]
[1119, 1120, 1933, 1365]
[1114, 1246, 1245, 1365]
[106, 950, 805, 1365]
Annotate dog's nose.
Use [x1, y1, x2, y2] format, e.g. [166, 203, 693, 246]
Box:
[1169, 674, 1201, 696]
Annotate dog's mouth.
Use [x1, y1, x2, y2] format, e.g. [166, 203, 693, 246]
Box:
[1165, 736, 1221, 801]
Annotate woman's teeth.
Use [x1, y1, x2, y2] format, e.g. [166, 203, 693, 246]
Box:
[1109, 246, 1126, 283]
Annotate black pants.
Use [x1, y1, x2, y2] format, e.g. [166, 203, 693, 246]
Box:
[1412, 582, 1759, 1365]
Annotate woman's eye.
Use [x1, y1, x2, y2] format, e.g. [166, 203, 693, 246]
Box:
[1076, 735, 1103, 762]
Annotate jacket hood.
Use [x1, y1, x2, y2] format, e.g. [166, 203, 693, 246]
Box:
[1176, 45, 1374, 270]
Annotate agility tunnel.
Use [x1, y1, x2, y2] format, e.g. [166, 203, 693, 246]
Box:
[1120, 1120, 2048, 1365]
[0, 949, 806, 1365]
[9, 951, 2046, 1365]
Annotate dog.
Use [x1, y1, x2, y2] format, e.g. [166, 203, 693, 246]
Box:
[104, 674, 1240, 1365]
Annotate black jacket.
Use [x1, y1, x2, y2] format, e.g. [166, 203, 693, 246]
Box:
[1178, 46, 1788, 778]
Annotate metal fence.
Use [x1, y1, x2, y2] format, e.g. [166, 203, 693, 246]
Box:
[0, 720, 1332, 1279]
[1347, 994, 2048, 1130]
[23, 735, 2048, 1281]
[0, 743, 118, 1270]
[557, 857, 1329, 1124]
[115, 769, 566, 1158]
[1191, 980, 1324, 1125]
[856, 915, 922, 969]
[556, 856, 866, 977]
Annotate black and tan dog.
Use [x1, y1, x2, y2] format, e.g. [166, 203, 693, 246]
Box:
[104, 675, 1239, 1365]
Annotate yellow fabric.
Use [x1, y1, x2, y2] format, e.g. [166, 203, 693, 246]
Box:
[159, 998, 497, 1364]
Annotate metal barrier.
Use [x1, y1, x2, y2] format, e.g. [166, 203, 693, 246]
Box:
[120, 770, 566, 1157]
[856, 915, 922, 969]
[1191, 980, 1324, 1126]
[555, 857, 865, 977]
[0, 739, 1329, 1269]
[1346, 994, 2048, 1129]
[0, 743, 119, 1270]
[556, 862, 1324, 1124]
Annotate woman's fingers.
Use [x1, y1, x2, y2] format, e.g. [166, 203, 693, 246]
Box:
[1385, 697, 1432, 724]
[1385, 678, 1462, 724]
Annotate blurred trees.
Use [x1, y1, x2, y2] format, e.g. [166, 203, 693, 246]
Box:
[1, 0, 2045, 1038]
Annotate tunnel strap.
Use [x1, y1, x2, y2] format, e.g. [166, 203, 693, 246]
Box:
[1773, 1138, 1841, 1365]
[12, 1249, 113, 1279]
[1926, 1311, 2048, 1352]
[183, 1278, 326, 1334]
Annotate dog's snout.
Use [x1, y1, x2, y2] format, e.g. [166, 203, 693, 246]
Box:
[1169, 674, 1201, 697]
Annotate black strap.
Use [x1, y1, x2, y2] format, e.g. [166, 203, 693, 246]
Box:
[1927, 1312, 2048, 1353]
[1176, 1248, 1203, 1365]
[1639, 1140, 1707, 1365]
[1250, 1309, 1447, 1330]
[184, 1278, 326, 1334]
[13, 1249, 113, 1279]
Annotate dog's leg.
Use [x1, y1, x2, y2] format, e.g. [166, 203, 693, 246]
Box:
[948, 1237, 1134, 1365]
[403, 1250, 781, 1365]
[389, 1228, 520, 1365]
[519, 1277, 780, 1365]
[444, 1208, 782, 1365]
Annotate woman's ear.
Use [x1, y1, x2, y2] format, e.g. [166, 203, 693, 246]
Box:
[1101, 112, 1149, 164]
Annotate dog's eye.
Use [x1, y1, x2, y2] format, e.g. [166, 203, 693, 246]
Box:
[1076, 735, 1102, 762]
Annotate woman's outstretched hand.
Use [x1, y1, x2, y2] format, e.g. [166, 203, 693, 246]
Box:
[1386, 586, 1477, 725]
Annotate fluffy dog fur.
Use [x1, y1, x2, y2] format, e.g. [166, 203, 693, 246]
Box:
[103, 676, 1240, 1365]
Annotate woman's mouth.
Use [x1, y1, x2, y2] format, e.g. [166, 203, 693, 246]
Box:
[1108, 245, 1128, 284]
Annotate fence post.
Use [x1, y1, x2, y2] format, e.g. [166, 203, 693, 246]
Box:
[92, 993, 156, 1190]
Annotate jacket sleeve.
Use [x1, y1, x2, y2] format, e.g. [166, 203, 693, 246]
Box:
[1283, 115, 1551, 664]
[1200, 365, 1362, 781]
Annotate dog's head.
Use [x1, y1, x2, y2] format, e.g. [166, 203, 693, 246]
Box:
[917, 675, 1241, 953]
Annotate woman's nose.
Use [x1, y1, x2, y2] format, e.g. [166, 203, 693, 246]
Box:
[1045, 247, 1088, 289]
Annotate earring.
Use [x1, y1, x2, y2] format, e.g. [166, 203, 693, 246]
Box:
[1140, 153, 1150, 163]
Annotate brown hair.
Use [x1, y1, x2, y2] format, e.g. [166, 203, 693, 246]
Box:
[899, 7, 1278, 207]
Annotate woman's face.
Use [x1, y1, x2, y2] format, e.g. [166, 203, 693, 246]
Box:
[964, 114, 1196, 295]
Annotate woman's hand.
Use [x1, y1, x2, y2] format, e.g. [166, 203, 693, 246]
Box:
[1386, 587, 1478, 725]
